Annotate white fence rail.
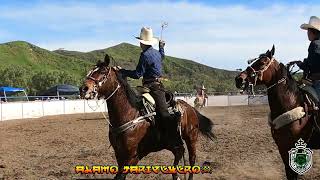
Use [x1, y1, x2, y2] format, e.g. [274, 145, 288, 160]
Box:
[0, 100, 107, 121]
[0, 95, 268, 121]
[175, 95, 267, 107]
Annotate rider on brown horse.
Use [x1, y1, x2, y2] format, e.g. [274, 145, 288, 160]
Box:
[119, 27, 183, 148]
[288, 16, 320, 99]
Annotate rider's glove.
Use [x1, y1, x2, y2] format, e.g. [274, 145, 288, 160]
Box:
[295, 61, 303, 68]
[287, 61, 302, 67]
[159, 40, 165, 49]
[114, 66, 122, 71]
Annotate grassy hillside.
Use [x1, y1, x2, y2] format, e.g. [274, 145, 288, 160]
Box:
[55, 43, 238, 93]
[0, 41, 91, 73]
[0, 41, 238, 95]
[0, 41, 93, 95]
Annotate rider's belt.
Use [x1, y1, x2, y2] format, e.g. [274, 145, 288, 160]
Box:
[142, 77, 162, 84]
[309, 73, 320, 81]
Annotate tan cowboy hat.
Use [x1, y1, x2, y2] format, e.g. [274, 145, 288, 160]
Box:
[135, 27, 159, 45]
[300, 16, 320, 31]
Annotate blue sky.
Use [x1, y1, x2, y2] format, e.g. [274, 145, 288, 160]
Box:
[0, 0, 319, 70]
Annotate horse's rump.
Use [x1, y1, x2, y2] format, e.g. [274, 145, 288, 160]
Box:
[176, 99, 215, 141]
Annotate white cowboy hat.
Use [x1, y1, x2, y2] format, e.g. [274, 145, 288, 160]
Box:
[201, 85, 206, 90]
[300, 16, 320, 31]
[135, 27, 159, 45]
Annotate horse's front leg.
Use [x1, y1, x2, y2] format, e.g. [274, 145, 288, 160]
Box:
[274, 137, 298, 180]
[279, 148, 298, 180]
[114, 155, 140, 180]
[171, 146, 185, 180]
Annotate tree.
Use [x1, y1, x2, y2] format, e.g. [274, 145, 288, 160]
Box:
[0, 66, 32, 91]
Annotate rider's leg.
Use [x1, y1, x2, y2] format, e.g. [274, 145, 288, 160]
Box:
[313, 80, 320, 99]
[147, 82, 183, 147]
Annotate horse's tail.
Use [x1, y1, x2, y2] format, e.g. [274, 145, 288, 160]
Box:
[194, 109, 216, 141]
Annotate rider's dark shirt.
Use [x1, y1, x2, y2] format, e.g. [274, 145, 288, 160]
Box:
[300, 39, 320, 75]
[120, 46, 165, 79]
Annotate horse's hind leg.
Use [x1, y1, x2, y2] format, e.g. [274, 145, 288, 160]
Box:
[171, 146, 185, 180]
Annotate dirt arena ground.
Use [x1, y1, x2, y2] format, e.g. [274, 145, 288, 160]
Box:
[0, 105, 319, 180]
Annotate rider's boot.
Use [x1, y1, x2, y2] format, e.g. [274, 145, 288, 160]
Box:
[166, 112, 183, 149]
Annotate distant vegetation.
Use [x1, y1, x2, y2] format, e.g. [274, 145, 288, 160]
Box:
[0, 41, 238, 95]
[0, 41, 91, 95]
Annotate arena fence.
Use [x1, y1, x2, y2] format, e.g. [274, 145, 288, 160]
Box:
[175, 95, 268, 107]
[0, 95, 268, 121]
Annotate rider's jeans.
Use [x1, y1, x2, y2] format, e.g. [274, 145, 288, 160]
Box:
[313, 80, 320, 98]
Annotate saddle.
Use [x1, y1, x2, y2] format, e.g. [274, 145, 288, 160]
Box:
[299, 79, 319, 111]
[136, 86, 175, 107]
[298, 79, 320, 148]
[135, 86, 180, 123]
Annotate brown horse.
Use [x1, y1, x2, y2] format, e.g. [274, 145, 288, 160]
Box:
[235, 45, 320, 180]
[80, 59, 215, 180]
[194, 94, 207, 110]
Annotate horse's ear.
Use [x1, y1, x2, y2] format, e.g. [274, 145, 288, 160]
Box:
[265, 50, 270, 55]
[270, 44, 275, 57]
[265, 45, 275, 59]
[104, 54, 111, 66]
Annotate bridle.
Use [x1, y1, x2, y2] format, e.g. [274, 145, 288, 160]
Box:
[86, 66, 121, 100]
[246, 56, 274, 85]
[245, 56, 286, 90]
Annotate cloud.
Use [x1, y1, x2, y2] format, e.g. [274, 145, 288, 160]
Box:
[37, 39, 122, 52]
[0, 1, 319, 69]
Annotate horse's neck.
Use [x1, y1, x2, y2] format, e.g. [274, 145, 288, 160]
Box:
[267, 69, 301, 119]
[106, 86, 139, 127]
[197, 94, 203, 98]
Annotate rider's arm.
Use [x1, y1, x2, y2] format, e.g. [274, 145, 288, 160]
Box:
[297, 59, 308, 71]
[159, 40, 165, 60]
[120, 54, 146, 79]
[306, 41, 320, 69]
[298, 41, 320, 72]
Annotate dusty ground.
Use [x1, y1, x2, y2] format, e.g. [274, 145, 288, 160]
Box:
[0, 105, 319, 180]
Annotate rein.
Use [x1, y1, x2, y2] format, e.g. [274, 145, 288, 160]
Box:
[86, 66, 154, 134]
[86, 66, 122, 127]
[266, 77, 286, 90]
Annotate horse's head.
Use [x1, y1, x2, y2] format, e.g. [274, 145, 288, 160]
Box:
[80, 54, 120, 100]
[235, 45, 280, 90]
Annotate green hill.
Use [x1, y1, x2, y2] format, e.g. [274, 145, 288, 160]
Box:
[0, 41, 237, 95]
[0, 41, 92, 95]
[55, 43, 238, 93]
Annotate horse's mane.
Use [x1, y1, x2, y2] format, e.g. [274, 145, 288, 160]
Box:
[115, 71, 143, 109]
[279, 63, 301, 96]
[96, 60, 108, 68]
[94, 61, 142, 109]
